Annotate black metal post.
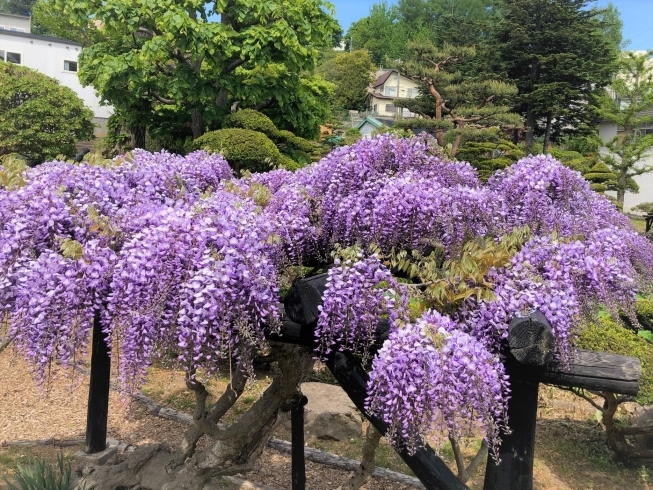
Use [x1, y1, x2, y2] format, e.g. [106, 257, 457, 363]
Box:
[85, 311, 111, 453]
[291, 395, 308, 490]
[646, 214, 653, 233]
[483, 356, 541, 490]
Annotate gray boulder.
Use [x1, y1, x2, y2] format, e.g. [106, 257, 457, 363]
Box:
[283, 382, 362, 441]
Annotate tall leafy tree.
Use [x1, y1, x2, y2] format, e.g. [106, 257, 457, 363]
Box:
[0, 0, 35, 16]
[493, 0, 618, 152]
[31, 0, 100, 46]
[346, 2, 408, 65]
[316, 49, 376, 111]
[56, 0, 338, 140]
[599, 51, 653, 208]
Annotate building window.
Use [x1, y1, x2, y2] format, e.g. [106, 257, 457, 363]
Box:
[385, 104, 396, 113]
[8, 27, 25, 32]
[3, 51, 21, 64]
[0, 26, 5, 30]
[407, 88, 419, 98]
[384, 86, 397, 97]
[64, 60, 78, 72]
[373, 104, 378, 113]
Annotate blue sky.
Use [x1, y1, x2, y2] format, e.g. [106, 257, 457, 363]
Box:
[331, 0, 653, 50]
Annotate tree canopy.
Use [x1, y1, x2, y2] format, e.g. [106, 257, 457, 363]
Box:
[316, 49, 376, 111]
[0, 62, 94, 162]
[492, 0, 619, 152]
[54, 0, 339, 141]
[398, 42, 520, 154]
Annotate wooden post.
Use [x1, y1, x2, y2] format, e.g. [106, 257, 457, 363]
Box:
[483, 356, 542, 490]
[85, 311, 111, 453]
[291, 395, 308, 490]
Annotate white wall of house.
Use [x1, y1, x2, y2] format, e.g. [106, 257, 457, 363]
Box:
[377, 72, 421, 100]
[0, 13, 30, 32]
[599, 120, 653, 211]
[0, 29, 112, 137]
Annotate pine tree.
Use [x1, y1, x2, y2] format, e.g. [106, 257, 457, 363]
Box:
[583, 161, 617, 193]
[599, 51, 653, 207]
[398, 42, 521, 155]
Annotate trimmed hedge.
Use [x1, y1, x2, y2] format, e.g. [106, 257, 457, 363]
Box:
[456, 139, 524, 181]
[224, 109, 278, 138]
[578, 318, 653, 405]
[193, 128, 285, 174]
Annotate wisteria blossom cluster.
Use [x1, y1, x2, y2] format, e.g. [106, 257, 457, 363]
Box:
[1, 135, 652, 458]
[315, 254, 407, 363]
[366, 310, 509, 458]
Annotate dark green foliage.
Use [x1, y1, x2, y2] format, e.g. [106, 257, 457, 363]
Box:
[222, 109, 320, 166]
[456, 138, 524, 181]
[0, 62, 94, 163]
[637, 298, 653, 324]
[224, 109, 278, 138]
[598, 51, 653, 207]
[548, 149, 593, 174]
[3, 453, 72, 490]
[275, 130, 313, 154]
[0, 0, 35, 15]
[578, 318, 653, 405]
[583, 161, 617, 193]
[194, 129, 286, 175]
[493, 0, 619, 152]
[399, 42, 520, 153]
[316, 49, 376, 111]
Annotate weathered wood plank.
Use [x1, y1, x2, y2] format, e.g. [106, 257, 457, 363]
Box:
[541, 349, 641, 396]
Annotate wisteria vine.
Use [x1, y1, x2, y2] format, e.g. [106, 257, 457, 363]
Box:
[1, 136, 652, 460]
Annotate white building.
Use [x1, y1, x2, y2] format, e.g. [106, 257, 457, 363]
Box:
[0, 13, 111, 137]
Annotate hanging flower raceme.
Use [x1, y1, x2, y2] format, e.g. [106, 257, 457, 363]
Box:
[315, 254, 407, 363]
[366, 310, 509, 458]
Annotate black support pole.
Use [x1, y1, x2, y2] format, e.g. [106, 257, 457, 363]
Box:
[291, 395, 308, 490]
[85, 311, 111, 454]
[483, 357, 541, 490]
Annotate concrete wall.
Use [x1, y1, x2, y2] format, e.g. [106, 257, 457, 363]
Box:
[599, 120, 653, 211]
[0, 31, 112, 136]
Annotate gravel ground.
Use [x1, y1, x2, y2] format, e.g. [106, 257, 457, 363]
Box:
[0, 347, 415, 489]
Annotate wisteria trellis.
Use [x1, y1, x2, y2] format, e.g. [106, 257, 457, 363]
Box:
[1, 136, 652, 460]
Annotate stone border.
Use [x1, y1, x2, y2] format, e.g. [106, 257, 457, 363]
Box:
[67, 363, 425, 488]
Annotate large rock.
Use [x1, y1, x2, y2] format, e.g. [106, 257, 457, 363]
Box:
[632, 407, 653, 450]
[283, 382, 362, 441]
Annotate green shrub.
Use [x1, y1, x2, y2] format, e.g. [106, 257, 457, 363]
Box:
[194, 128, 285, 174]
[3, 453, 71, 490]
[637, 298, 653, 323]
[548, 149, 594, 174]
[456, 139, 524, 181]
[0, 62, 94, 162]
[633, 202, 653, 215]
[223, 109, 278, 138]
[578, 318, 653, 405]
[276, 130, 314, 154]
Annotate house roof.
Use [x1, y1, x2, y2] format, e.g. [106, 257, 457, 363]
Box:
[0, 12, 31, 20]
[372, 70, 395, 88]
[356, 116, 384, 130]
[0, 28, 82, 46]
[366, 88, 395, 100]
